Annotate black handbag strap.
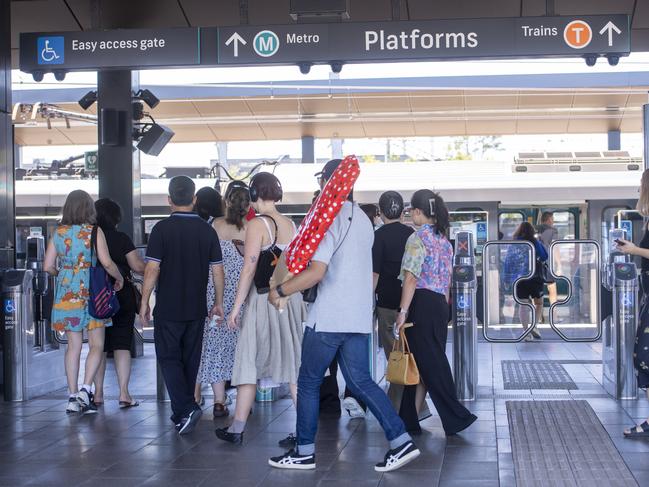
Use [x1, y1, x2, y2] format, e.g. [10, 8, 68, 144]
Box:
[90, 225, 98, 264]
[257, 214, 279, 247]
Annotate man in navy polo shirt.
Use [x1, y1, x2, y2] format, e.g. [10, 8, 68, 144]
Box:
[140, 176, 225, 435]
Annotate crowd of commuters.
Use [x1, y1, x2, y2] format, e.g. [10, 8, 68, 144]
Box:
[46, 160, 486, 471]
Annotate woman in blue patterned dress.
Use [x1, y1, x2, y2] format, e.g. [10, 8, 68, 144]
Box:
[44, 190, 124, 414]
[196, 182, 249, 418]
[395, 190, 477, 435]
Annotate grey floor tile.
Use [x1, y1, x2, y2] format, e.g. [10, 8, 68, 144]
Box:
[379, 470, 441, 486]
[139, 469, 213, 486]
[439, 461, 499, 482]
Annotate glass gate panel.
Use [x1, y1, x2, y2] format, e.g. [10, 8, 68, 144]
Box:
[548, 240, 601, 341]
[482, 241, 535, 342]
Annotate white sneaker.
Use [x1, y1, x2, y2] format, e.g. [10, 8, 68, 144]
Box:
[66, 397, 81, 414]
[375, 441, 421, 472]
[343, 397, 366, 419]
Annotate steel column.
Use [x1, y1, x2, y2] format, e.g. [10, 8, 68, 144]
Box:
[0, 0, 13, 269]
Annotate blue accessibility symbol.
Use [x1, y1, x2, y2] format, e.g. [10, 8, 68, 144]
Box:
[4, 299, 15, 314]
[37, 36, 65, 65]
[457, 294, 471, 310]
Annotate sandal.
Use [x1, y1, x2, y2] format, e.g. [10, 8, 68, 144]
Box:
[119, 399, 140, 409]
[624, 421, 649, 437]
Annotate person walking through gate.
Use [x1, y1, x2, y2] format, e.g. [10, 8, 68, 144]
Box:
[373, 191, 430, 421]
[617, 169, 649, 437]
[396, 189, 477, 436]
[140, 176, 225, 435]
[537, 211, 559, 325]
[44, 190, 124, 414]
[267, 159, 420, 472]
[93, 198, 146, 408]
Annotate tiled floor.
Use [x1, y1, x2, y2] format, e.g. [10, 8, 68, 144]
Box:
[1, 340, 649, 486]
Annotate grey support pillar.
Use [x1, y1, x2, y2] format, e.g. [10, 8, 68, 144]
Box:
[608, 130, 621, 151]
[644, 104, 649, 171]
[0, 0, 13, 268]
[302, 136, 315, 164]
[331, 138, 343, 159]
[97, 71, 142, 244]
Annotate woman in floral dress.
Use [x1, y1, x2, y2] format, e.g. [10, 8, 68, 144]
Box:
[196, 182, 249, 417]
[44, 190, 124, 414]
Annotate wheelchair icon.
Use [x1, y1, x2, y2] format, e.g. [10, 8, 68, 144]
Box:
[41, 40, 60, 63]
[4, 299, 15, 314]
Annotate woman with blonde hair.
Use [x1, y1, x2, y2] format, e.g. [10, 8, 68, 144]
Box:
[44, 190, 124, 414]
[616, 169, 649, 437]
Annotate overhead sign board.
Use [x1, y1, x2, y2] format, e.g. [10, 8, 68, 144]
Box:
[20, 27, 200, 72]
[218, 15, 630, 65]
[19, 15, 630, 73]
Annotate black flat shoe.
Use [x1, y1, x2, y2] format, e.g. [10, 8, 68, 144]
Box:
[215, 427, 243, 444]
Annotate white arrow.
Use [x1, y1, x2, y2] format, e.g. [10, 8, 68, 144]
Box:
[225, 32, 247, 57]
[599, 21, 622, 47]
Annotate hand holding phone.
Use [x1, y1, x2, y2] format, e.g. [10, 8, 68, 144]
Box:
[615, 239, 626, 247]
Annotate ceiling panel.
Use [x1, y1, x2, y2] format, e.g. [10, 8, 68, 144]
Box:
[556, 0, 635, 16]
[516, 119, 569, 133]
[408, 92, 464, 111]
[465, 92, 518, 110]
[349, 0, 392, 21]
[309, 121, 366, 139]
[207, 123, 265, 141]
[517, 93, 575, 108]
[247, 0, 293, 25]
[150, 101, 201, 119]
[570, 93, 629, 109]
[168, 125, 215, 142]
[257, 122, 302, 139]
[354, 94, 409, 113]
[179, 0, 240, 27]
[246, 98, 299, 115]
[299, 97, 357, 116]
[633, 0, 649, 29]
[619, 114, 643, 132]
[11, 1, 81, 48]
[363, 121, 416, 137]
[407, 0, 522, 19]
[191, 100, 252, 117]
[15, 126, 76, 145]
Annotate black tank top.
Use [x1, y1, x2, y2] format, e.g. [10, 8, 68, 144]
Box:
[252, 215, 282, 294]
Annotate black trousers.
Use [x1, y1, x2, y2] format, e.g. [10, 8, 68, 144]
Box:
[399, 289, 476, 435]
[154, 318, 204, 423]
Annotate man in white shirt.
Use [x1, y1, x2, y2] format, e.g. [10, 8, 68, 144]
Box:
[267, 159, 420, 473]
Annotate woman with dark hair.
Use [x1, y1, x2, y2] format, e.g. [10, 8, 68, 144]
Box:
[92, 198, 146, 408]
[195, 181, 250, 417]
[44, 190, 124, 414]
[360, 203, 381, 228]
[506, 221, 548, 340]
[395, 189, 477, 435]
[195, 187, 224, 221]
[216, 172, 304, 445]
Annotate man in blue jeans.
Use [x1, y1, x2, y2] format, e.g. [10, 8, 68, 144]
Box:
[268, 159, 420, 472]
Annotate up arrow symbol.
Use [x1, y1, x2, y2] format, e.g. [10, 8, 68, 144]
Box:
[225, 33, 247, 57]
[599, 21, 622, 47]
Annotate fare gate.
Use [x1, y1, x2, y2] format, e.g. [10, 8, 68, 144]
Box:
[472, 233, 639, 400]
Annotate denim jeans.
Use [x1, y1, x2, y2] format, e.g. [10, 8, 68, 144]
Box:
[297, 326, 410, 450]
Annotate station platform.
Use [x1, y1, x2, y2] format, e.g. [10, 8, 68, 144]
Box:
[0, 341, 648, 487]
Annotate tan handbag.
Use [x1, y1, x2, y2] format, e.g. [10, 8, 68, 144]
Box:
[386, 326, 420, 386]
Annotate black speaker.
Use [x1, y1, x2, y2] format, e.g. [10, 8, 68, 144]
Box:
[137, 124, 174, 156]
[100, 108, 127, 146]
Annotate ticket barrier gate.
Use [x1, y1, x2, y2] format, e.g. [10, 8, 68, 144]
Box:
[601, 229, 638, 400]
[2, 237, 66, 401]
[452, 231, 477, 401]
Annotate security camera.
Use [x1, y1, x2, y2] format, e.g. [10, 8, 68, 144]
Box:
[53, 70, 67, 81]
[584, 55, 598, 67]
[298, 62, 312, 75]
[32, 70, 44, 82]
[330, 61, 344, 74]
[606, 54, 620, 66]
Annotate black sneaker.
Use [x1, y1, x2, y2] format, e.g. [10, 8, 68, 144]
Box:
[268, 449, 316, 470]
[178, 408, 203, 435]
[278, 433, 297, 448]
[375, 441, 421, 472]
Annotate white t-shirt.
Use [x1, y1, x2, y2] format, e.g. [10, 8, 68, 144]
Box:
[305, 201, 374, 334]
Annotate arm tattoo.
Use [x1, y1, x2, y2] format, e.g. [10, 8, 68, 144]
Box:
[250, 255, 258, 264]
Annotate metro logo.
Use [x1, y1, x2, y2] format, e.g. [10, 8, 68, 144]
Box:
[563, 20, 592, 49]
[253, 30, 280, 57]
